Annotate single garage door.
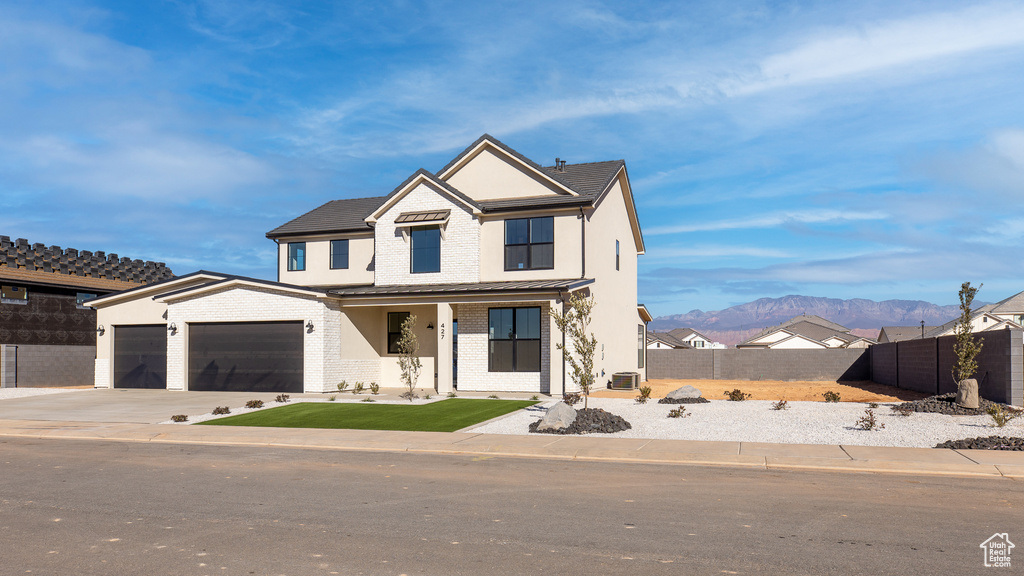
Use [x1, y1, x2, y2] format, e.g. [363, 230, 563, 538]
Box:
[188, 322, 303, 393]
[113, 325, 167, 389]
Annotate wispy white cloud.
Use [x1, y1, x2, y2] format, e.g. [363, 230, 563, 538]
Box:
[645, 209, 889, 235]
[730, 3, 1024, 95]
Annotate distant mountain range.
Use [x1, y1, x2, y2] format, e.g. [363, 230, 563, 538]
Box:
[650, 295, 964, 346]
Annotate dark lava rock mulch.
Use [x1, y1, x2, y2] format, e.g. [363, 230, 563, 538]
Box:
[529, 408, 632, 435]
[657, 396, 710, 405]
[891, 393, 1010, 416]
[936, 436, 1024, 450]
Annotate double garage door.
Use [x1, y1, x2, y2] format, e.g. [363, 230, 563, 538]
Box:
[113, 322, 303, 393]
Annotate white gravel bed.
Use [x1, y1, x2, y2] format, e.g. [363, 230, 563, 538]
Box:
[159, 395, 447, 425]
[0, 388, 86, 400]
[471, 398, 1024, 448]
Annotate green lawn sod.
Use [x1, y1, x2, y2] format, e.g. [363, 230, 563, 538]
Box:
[198, 398, 539, 432]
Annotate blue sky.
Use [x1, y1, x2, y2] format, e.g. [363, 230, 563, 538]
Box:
[2, 1, 1023, 316]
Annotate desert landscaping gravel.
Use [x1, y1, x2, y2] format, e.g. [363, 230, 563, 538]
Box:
[0, 388, 84, 401]
[471, 398, 1024, 448]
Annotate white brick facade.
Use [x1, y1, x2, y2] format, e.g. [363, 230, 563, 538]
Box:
[165, 285, 334, 393]
[456, 301, 551, 393]
[374, 182, 480, 286]
[94, 358, 110, 389]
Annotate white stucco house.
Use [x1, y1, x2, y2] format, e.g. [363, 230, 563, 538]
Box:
[87, 135, 648, 395]
[737, 315, 875, 350]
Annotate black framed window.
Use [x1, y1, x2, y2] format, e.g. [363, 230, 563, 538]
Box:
[288, 242, 305, 271]
[504, 217, 553, 271]
[330, 239, 349, 270]
[410, 225, 441, 273]
[616, 240, 620, 271]
[488, 307, 541, 372]
[387, 311, 410, 354]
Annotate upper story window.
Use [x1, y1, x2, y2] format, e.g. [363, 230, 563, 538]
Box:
[0, 285, 27, 305]
[330, 239, 349, 270]
[616, 240, 620, 271]
[387, 311, 410, 354]
[76, 292, 96, 309]
[410, 226, 441, 274]
[288, 242, 306, 271]
[505, 217, 553, 271]
[692, 340, 705, 348]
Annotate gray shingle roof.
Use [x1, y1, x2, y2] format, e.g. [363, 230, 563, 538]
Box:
[266, 196, 386, 238]
[328, 278, 593, 298]
[878, 326, 934, 342]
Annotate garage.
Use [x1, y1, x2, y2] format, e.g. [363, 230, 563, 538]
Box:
[188, 321, 304, 393]
[113, 325, 168, 389]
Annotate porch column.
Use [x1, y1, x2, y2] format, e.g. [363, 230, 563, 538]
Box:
[436, 302, 454, 395]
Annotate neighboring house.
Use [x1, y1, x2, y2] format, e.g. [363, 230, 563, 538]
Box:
[923, 312, 1021, 339]
[88, 134, 647, 395]
[647, 332, 690, 349]
[0, 236, 173, 388]
[666, 327, 725, 349]
[877, 325, 935, 343]
[877, 290, 1024, 343]
[737, 314, 875, 349]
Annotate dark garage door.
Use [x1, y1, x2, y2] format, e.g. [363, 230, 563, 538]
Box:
[188, 322, 303, 393]
[114, 325, 167, 389]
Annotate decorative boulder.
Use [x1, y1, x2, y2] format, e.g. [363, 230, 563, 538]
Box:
[956, 378, 980, 409]
[536, 402, 577, 432]
[658, 385, 710, 404]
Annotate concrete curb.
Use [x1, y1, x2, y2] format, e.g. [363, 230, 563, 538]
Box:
[1, 419, 1022, 479]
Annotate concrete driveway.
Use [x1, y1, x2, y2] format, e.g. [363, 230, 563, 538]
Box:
[0, 389, 328, 424]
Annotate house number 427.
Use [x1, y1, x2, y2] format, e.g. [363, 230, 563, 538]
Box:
[440, 323, 445, 339]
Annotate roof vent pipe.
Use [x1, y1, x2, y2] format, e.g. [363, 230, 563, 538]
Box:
[554, 158, 566, 172]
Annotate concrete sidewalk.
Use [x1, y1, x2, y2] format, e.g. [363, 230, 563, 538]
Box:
[1, 417, 1022, 479]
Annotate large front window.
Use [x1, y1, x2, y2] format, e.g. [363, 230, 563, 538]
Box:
[410, 226, 441, 273]
[504, 217, 553, 271]
[288, 242, 305, 271]
[488, 307, 541, 372]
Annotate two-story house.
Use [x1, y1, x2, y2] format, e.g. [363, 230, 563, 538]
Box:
[87, 135, 647, 395]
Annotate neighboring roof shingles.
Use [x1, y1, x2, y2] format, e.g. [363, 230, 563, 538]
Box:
[266, 196, 386, 238]
[329, 279, 593, 297]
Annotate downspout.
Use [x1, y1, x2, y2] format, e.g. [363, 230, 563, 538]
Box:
[274, 239, 281, 283]
[579, 207, 586, 279]
[558, 289, 566, 396]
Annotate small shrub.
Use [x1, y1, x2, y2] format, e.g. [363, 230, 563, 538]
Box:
[987, 405, 1022, 428]
[488, 394, 499, 399]
[369, 382, 380, 395]
[770, 400, 789, 411]
[361, 397, 375, 402]
[530, 395, 539, 401]
[245, 400, 264, 409]
[275, 394, 290, 403]
[424, 393, 432, 400]
[212, 406, 231, 415]
[327, 395, 337, 402]
[855, 409, 885, 431]
[667, 406, 690, 418]
[447, 391, 458, 398]
[891, 405, 913, 417]
[635, 385, 653, 404]
[353, 382, 365, 395]
[868, 402, 879, 409]
[724, 389, 752, 401]
[170, 414, 188, 423]
[823, 391, 841, 403]
[337, 381, 349, 393]
[562, 392, 582, 406]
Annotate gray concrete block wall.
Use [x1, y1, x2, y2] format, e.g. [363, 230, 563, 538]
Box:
[871, 343, 897, 387]
[868, 329, 1023, 405]
[648, 349, 870, 382]
[1, 345, 95, 387]
[895, 338, 937, 395]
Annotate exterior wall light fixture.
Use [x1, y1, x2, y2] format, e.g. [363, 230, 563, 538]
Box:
[96, 325, 105, 336]
[306, 320, 314, 332]
[168, 322, 177, 335]
[427, 322, 435, 330]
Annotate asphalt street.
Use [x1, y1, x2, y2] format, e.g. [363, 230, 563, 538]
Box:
[0, 437, 1020, 575]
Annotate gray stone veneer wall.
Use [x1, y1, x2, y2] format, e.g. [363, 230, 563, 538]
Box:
[0, 344, 95, 387]
[648, 348, 870, 382]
